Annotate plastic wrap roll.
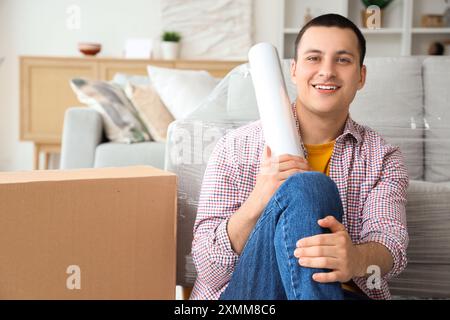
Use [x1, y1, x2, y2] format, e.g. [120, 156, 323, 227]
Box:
[248, 42, 304, 158]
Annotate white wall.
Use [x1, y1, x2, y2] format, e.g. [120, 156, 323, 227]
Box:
[0, 0, 281, 171]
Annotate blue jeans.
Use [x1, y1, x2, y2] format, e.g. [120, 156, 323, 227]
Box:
[220, 172, 363, 300]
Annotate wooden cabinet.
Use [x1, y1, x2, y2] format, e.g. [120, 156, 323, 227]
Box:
[20, 56, 243, 169]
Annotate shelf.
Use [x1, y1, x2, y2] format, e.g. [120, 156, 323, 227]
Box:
[412, 28, 450, 34]
[284, 28, 300, 34]
[360, 28, 403, 34]
[281, 0, 450, 57]
[284, 28, 405, 35]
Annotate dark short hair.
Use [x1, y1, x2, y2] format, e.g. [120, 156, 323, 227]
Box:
[294, 14, 366, 67]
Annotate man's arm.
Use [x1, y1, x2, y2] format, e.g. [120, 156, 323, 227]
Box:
[354, 242, 393, 277]
[191, 136, 241, 289]
[357, 145, 409, 280]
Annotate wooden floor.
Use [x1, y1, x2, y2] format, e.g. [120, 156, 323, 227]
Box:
[181, 286, 193, 300]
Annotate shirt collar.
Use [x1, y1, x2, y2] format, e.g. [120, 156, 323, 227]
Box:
[292, 102, 362, 146]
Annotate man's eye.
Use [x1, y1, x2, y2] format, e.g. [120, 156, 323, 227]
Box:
[306, 56, 319, 62]
[337, 57, 351, 63]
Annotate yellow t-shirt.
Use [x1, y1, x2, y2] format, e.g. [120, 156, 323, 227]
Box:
[304, 140, 335, 176]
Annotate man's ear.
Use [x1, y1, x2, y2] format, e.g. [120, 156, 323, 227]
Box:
[357, 64, 367, 90]
[290, 59, 297, 84]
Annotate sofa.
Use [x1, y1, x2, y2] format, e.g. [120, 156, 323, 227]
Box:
[61, 56, 450, 299]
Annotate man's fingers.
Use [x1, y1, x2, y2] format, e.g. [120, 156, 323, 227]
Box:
[294, 245, 338, 259]
[262, 145, 272, 161]
[298, 257, 339, 270]
[296, 233, 337, 248]
[312, 271, 341, 283]
[279, 168, 305, 180]
[278, 154, 307, 164]
[318, 216, 346, 233]
[277, 160, 310, 172]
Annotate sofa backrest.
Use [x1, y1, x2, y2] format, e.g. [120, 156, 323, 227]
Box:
[422, 57, 450, 183]
[350, 57, 425, 181]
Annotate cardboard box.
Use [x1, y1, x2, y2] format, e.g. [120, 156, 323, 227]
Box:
[0, 166, 177, 299]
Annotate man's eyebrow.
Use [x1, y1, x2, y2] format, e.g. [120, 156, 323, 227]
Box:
[336, 50, 355, 57]
[302, 49, 323, 55]
[302, 49, 355, 57]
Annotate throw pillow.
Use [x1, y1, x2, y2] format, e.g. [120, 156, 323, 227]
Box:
[147, 65, 219, 120]
[125, 83, 174, 142]
[112, 73, 150, 88]
[70, 78, 151, 143]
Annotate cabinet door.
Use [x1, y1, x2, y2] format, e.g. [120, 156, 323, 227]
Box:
[99, 60, 174, 80]
[20, 57, 98, 144]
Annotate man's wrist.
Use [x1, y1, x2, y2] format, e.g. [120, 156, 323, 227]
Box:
[245, 191, 265, 220]
[353, 244, 369, 278]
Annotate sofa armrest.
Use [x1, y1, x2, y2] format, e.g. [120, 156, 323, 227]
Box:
[165, 119, 251, 287]
[60, 107, 104, 169]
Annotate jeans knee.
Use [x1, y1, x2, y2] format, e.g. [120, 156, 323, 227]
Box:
[283, 172, 337, 194]
[275, 172, 343, 222]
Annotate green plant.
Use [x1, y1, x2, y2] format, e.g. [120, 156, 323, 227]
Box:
[361, 0, 393, 9]
[161, 31, 181, 42]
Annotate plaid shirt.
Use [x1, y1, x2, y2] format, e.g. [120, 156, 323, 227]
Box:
[191, 104, 409, 300]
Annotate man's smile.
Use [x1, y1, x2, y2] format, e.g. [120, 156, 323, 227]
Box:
[311, 83, 341, 94]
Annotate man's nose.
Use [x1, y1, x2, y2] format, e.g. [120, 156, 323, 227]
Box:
[318, 59, 336, 79]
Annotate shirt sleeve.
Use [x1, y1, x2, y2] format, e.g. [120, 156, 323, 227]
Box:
[359, 145, 410, 280]
[191, 134, 241, 290]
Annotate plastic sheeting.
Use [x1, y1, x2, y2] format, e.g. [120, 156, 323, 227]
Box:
[166, 56, 450, 298]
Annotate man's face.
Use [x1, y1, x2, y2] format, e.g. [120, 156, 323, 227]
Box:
[291, 26, 366, 117]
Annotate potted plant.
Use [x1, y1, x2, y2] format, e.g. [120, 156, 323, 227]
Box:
[361, 0, 393, 28]
[161, 31, 181, 60]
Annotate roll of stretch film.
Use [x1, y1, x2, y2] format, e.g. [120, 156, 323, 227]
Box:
[248, 42, 304, 158]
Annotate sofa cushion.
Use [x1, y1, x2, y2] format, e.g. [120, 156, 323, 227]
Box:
[112, 73, 150, 87]
[147, 65, 219, 120]
[70, 78, 152, 143]
[125, 84, 174, 142]
[388, 180, 450, 298]
[94, 142, 166, 169]
[423, 57, 450, 182]
[350, 57, 424, 181]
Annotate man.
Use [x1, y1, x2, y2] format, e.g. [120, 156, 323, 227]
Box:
[190, 14, 409, 300]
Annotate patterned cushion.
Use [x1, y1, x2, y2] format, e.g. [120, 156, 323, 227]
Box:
[125, 84, 174, 142]
[70, 78, 151, 143]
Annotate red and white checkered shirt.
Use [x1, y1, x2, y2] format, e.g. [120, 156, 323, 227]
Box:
[190, 104, 409, 300]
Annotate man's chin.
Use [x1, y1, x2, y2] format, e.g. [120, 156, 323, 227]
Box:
[305, 104, 343, 116]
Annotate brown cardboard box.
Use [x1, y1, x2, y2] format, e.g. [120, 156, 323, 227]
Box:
[0, 166, 177, 299]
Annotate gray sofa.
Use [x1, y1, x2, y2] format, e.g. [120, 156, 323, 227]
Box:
[60, 108, 166, 170]
[61, 57, 450, 299]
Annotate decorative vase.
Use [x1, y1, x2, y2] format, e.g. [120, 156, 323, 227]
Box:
[161, 41, 179, 60]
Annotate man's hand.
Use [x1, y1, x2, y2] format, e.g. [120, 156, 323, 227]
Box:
[293, 216, 364, 283]
[249, 145, 313, 215]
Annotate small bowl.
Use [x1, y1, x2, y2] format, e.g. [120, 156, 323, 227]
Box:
[78, 42, 101, 56]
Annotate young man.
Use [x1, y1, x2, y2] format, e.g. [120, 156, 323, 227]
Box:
[190, 14, 409, 300]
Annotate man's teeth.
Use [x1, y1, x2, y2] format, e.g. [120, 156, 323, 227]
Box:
[315, 85, 338, 90]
